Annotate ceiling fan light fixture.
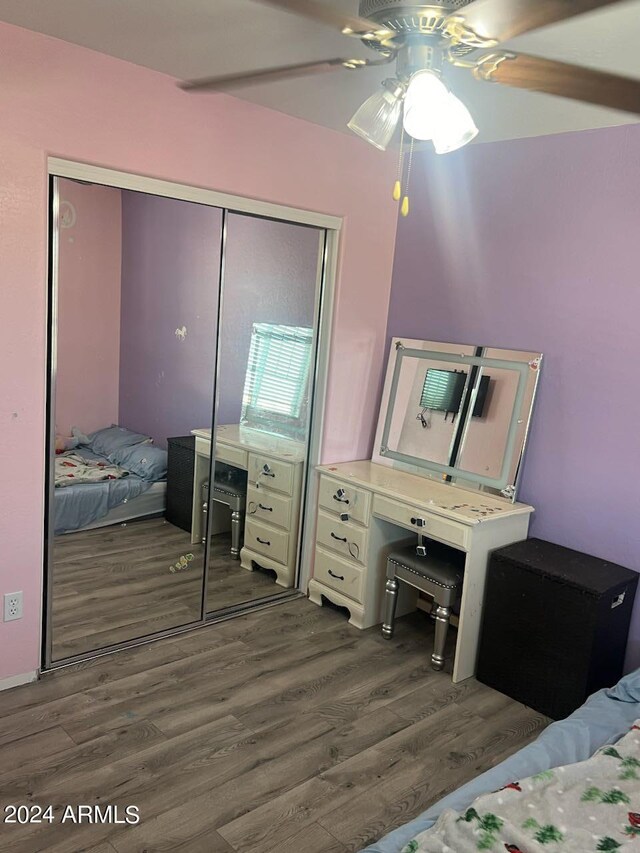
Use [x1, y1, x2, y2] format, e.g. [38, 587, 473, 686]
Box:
[402, 69, 450, 141]
[431, 93, 478, 154]
[347, 78, 404, 151]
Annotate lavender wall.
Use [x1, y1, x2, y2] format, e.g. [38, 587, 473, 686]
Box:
[217, 213, 320, 424]
[387, 123, 640, 669]
[119, 192, 222, 447]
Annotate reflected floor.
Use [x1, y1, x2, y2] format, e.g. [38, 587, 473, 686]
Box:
[51, 517, 278, 662]
[206, 536, 277, 614]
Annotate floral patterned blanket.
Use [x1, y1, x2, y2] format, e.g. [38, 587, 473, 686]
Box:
[54, 452, 129, 488]
[404, 720, 640, 853]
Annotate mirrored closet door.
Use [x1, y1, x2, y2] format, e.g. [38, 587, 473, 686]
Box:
[203, 213, 325, 614]
[48, 178, 222, 662]
[46, 172, 330, 667]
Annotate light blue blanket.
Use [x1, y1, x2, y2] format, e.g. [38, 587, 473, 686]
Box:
[54, 447, 152, 534]
[361, 668, 640, 852]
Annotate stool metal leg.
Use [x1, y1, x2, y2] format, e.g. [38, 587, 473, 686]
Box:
[432, 603, 451, 671]
[230, 510, 243, 559]
[382, 578, 399, 639]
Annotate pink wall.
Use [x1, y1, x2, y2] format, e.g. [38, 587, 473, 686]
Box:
[55, 178, 122, 436]
[0, 22, 398, 680]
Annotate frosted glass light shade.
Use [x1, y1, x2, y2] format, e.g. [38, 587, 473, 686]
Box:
[432, 93, 479, 153]
[348, 81, 403, 151]
[402, 70, 450, 141]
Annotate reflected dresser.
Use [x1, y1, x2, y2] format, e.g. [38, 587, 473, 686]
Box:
[192, 425, 305, 588]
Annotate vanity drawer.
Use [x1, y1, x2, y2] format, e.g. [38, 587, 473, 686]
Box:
[373, 494, 469, 549]
[316, 510, 367, 566]
[318, 476, 371, 526]
[244, 518, 289, 565]
[314, 547, 363, 603]
[194, 435, 249, 471]
[249, 453, 294, 496]
[216, 442, 248, 470]
[247, 484, 291, 531]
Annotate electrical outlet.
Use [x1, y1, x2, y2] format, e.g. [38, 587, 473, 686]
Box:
[4, 591, 23, 622]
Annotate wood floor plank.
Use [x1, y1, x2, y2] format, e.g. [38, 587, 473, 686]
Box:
[0, 725, 76, 768]
[0, 719, 167, 799]
[263, 822, 347, 853]
[217, 701, 483, 852]
[0, 600, 548, 853]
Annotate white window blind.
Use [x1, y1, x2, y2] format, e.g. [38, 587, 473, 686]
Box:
[241, 324, 313, 439]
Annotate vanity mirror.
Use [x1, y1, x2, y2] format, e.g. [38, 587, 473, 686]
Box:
[373, 339, 542, 500]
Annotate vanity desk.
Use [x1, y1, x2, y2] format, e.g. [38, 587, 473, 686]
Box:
[308, 337, 543, 683]
[309, 461, 533, 682]
[191, 424, 305, 587]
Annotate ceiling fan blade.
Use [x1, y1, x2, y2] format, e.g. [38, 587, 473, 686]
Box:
[180, 57, 372, 92]
[473, 51, 640, 115]
[253, 0, 394, 40]
[445, 0, 627, 47]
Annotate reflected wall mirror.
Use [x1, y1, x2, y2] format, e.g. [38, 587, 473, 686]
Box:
[373, 338, 542, 500]
[45, 165, 333, 668]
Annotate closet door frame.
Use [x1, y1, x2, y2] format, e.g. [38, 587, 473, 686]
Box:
[43, 158, 340, 670]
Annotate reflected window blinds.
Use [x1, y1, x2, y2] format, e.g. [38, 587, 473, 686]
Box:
[241, 324, 313, 440]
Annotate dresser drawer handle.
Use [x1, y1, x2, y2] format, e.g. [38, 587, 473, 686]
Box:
[331, 532, 347, 543]
[328, 569, 345, 581]
[256, 537, 271, 546]
[258, 503, 273, 512]
[333, 489, 350, 505]
[261, 464, 275, 478]
[411, 516, 426, 528]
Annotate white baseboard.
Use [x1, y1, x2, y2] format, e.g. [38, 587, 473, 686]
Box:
[0, 670, 38, 692]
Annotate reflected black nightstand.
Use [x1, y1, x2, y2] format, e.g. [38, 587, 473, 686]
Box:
[166, 435, 196, 533]
[476, 538, 638, 720]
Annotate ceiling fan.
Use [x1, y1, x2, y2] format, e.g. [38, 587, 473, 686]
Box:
[179, 0, 640, 156]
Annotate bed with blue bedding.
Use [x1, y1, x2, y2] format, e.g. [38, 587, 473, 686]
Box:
[363, 669, 640, 852]
[54, 426, 168, 535]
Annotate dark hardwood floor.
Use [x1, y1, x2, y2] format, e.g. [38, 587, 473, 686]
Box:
[0, 599, 548, 852]
[51, 518, 278, 660]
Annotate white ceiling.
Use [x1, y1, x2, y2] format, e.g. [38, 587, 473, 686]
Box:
[0, 0, 639, 143]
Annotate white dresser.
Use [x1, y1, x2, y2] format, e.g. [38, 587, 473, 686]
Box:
[191, 425, 305, 588]
[308, 460, 533, 682]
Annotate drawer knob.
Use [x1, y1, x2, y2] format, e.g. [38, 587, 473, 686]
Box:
[411, 516, 426, 527]
[333, 490, 350, 505]
[331, 532, 347, 543]
[258, 503, 273, 512]
[262, 464, 275, 478]
[328, 569, 345, 581]
[256, 537, 271, 546]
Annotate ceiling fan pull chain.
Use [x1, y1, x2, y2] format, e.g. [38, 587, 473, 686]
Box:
[401, 138, 414, 217]
[393, 126, 405, 202]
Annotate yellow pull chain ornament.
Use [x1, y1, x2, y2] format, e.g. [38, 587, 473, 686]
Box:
[394, 133, 413, 218]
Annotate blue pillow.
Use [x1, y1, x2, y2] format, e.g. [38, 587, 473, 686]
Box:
[109, 444, 167, 481]
[82, 425, 150, 457]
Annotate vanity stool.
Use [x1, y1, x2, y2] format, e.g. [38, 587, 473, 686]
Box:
[382, 541, 464, 671]
[201, 475, 247, 559]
